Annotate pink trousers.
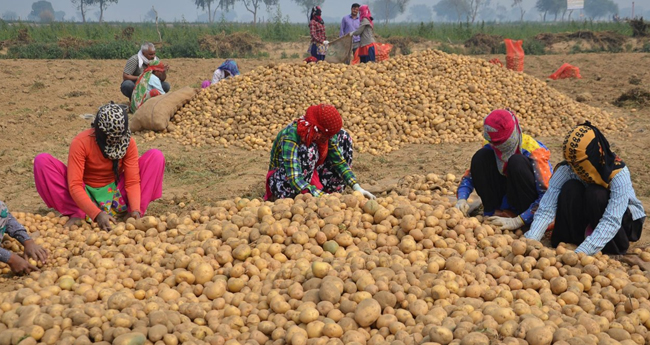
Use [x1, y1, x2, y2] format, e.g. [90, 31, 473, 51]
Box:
[33, 149, 165, 219]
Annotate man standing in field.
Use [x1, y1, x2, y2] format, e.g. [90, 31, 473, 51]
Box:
[340, 3, 361, 55]
[120, 43, 171, 100]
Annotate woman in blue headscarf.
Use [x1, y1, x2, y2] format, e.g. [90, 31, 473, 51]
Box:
[202, 60, 241, 88]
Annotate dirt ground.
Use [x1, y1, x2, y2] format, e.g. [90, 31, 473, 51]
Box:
[1, 50, 649, 246]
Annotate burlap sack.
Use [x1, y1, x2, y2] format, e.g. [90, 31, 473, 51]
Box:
[325, 35, 353, 64]
[130, 86, 198, 132]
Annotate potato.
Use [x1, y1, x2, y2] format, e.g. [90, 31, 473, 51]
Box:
[354, 299, 381, 327]
[112, 332, 146, 345]
[526, 326, 553, 345]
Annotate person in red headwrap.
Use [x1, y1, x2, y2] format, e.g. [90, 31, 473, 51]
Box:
[264, 104, 375, 201]
[351, 4, 376, 63]
[456, 109, 553, 231]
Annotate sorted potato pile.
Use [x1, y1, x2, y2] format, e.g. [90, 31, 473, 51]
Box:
[2, 176, 650, 345]
[158, 49, 622, 154]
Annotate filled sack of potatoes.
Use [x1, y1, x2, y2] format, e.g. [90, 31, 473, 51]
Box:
[131, 86, 198, 132]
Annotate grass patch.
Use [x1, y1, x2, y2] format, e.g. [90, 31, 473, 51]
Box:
[0, 19, 636, 59]
[614, 88, 650, 109]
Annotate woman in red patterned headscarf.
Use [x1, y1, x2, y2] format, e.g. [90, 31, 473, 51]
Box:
[264, 104, 375, 201]
[455, 109, 553, 232]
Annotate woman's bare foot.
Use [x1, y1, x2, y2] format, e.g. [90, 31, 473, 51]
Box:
[64, 217, 83, 228]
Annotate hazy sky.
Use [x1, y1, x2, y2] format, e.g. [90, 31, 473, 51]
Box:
[0, 0, 642, 23]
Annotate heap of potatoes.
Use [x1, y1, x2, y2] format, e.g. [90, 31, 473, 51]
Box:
[157, 49, 622, 154]
[2, 174, 650, 345]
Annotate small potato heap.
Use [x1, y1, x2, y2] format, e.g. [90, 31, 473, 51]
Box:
[2, 176, 650, 345]
[158, 49, 622, 154]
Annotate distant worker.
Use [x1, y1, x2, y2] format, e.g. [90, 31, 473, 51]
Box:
[121, 43, 171, 100]
[202, 59, 241, 88]
[351, 5, 376, 63]
[456, 109, 552, 231]
[264, 104, 375, 201]
[131, 60, 168, 112]
[525, 122, 645, 255]
[340, 3, 361, 55]
[309, 6, 328, 61]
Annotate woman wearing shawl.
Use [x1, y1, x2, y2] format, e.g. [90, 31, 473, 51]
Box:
[131, 60, 168, 112]
[456, 109, 552, 231]
[202, 60, 241, 88]
[351, 5, 376, 63]
[33, 102, 166, 230]
[264, 104, 375, 201]
[309, 6, 328, 61]
[0, 201, 48, 274]
[525, 122, 645, 255]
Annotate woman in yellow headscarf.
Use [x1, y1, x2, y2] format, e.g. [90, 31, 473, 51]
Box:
[525, 122, 645, 255]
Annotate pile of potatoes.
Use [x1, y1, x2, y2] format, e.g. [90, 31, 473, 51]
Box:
[156, 49, 623, 154]
[2, 179, 650, 345]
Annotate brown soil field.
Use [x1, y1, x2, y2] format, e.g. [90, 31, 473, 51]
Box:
[0, 51, 649, 245]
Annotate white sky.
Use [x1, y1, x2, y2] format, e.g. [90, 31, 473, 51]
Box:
[0, 0, 641, 23]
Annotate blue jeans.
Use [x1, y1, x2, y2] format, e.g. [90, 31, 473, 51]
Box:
[310, 43, 325, 61]
[360, 46, 376, 63]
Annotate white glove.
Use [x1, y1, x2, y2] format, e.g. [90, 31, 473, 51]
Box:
[487, 216, 525, 231]
[353, 183, 376, 200]
[455, 199, 470, 216]
[348, 32, 354, 37]
[323, 40, 329, 46]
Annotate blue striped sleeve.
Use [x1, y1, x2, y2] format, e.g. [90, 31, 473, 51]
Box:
[576, 167, 632, 255]
[525, 165, 572, 241]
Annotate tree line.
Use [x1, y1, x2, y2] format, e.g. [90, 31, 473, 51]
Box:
[7, 0, 624, 24]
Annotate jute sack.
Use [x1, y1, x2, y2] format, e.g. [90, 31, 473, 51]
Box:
[130, 86, 198, 132]
[325, 35, 353, 64]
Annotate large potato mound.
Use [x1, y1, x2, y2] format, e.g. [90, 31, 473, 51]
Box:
[160, 49, 621, 154]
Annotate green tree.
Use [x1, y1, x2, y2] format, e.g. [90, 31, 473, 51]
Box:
[194, 0, 236, 23]
[535, 0, 565, 21]
[71, 0, 92, 23]
[2, 11, 18, 21]
[242, 0, 278, 25]
[292, 0, 325, 23]
[371, 0, 410, 24]
[28, 1, 55, 21]
[584, 0, 618, 19]
[433, 0, 470, 22]
[86, 0, 117, 22]
[513, 0, 525, 22]
[408, 4, 433, 22]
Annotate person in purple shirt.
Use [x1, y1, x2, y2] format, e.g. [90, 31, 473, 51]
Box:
[340, 3, 361, 55]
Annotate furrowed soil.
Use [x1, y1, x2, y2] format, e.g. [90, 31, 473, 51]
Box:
[0, 51, 649, 244]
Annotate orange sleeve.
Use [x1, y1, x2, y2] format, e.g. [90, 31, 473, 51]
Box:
[67, 137, 102, 220]
[122, 139, 141, 213]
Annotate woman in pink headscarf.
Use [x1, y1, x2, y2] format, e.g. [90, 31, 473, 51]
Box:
[350, 5, 376, 63]
[455, 109, 553, 232]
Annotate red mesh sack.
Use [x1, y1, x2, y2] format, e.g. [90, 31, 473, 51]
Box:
[351, 43, 393, 65]
[548, 63, 582, 80]
[489, 58, 503, 67]
[375, 43, 393, 62]
[504, 39, 524, 72]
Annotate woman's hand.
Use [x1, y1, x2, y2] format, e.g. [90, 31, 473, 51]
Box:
[128, 211, 141, 220]
[8, 254, 37, 275]
[23, 240, 48, 264]
[95, 211, 116, 231]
